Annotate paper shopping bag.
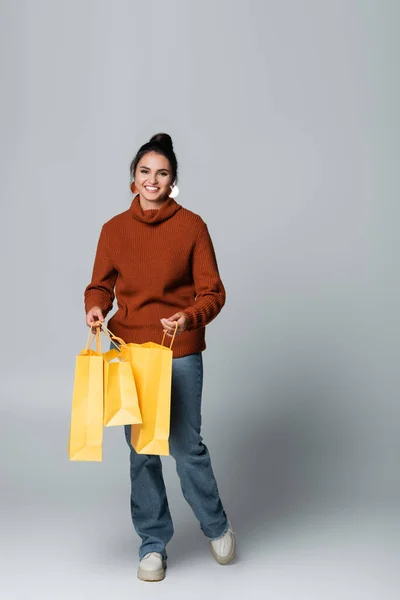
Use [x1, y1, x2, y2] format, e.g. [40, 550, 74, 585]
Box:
[100, 323, 178, 456]
[103, 344, 142, 427]
[68, 327, 104, 461]
[128, 325, 178, 456]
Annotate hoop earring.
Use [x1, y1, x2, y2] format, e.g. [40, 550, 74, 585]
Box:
[130, 181, 138, 194]
[169, 184, 179, 198]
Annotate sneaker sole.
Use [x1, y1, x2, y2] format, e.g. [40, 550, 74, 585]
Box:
[137, 561, 167, 582]
[210, 533, 236, 565]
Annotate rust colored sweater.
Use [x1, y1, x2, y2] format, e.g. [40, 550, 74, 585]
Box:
[84, 195, 226, 358]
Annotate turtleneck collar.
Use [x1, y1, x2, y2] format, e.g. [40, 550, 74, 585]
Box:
[129, 194, 182, 224]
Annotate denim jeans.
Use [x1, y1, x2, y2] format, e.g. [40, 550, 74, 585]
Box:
[111, 341, 229, 560]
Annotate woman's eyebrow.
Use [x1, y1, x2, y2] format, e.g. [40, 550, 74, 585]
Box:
[140, 166, 170, 172]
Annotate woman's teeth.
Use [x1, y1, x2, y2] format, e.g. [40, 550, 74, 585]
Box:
[145, 186, 159, 192]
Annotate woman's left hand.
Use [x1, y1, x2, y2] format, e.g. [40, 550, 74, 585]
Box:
[160, 312, 188, 336]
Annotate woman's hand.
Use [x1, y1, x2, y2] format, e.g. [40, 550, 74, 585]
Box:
[160, 312, 188, 336]
[86, 306, 104, 334]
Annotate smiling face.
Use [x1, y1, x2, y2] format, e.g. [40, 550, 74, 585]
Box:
[134, 152, 174, 209]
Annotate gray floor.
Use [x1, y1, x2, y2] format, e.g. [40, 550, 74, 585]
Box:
[2, 402, 399, 600]
[2, 495, 398, 599]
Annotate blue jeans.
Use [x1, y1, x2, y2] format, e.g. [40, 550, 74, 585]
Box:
[111, 341, 229, 560]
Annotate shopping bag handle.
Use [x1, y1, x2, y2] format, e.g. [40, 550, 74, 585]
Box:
[89, 320, 178, 350]
[92, 321, 129, 351]
[161, 321, 178, 349]
[99, 320, 179, 348]
[85, 326, 102, 353]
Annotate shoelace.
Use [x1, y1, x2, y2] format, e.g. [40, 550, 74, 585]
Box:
[143, 552, 163, 561]
[213, 521, 236, 544]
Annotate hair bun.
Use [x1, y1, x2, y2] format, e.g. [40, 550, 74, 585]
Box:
[149, 132, 173, 150]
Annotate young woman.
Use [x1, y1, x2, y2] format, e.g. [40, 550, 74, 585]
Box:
[84, 133, 236, 581]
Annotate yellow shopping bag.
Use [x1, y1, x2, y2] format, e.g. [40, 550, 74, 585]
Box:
[102, 334, 142, 427]
[68, 327, 104, 461]
[101, 323, 178, 456]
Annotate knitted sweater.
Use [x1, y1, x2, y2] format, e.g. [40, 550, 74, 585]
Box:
[84, 194, 226, 358]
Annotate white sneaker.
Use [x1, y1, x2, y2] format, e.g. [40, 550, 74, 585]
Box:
[137, 552, 166, 582]
[210, 520, 236, 565]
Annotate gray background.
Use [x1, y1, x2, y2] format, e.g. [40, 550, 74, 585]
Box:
[1, 0, 399, 598]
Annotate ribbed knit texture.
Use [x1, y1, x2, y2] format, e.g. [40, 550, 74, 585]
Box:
[84, 195, 226, 358]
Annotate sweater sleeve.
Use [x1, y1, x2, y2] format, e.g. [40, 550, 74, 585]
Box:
[84, 224, 118, 317]
[182, 223, 226, 331]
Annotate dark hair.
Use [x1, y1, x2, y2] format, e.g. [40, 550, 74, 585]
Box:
[130, 133, 178, 184]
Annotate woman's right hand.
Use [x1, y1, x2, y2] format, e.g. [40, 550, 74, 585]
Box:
[86, 306, 104, 334]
